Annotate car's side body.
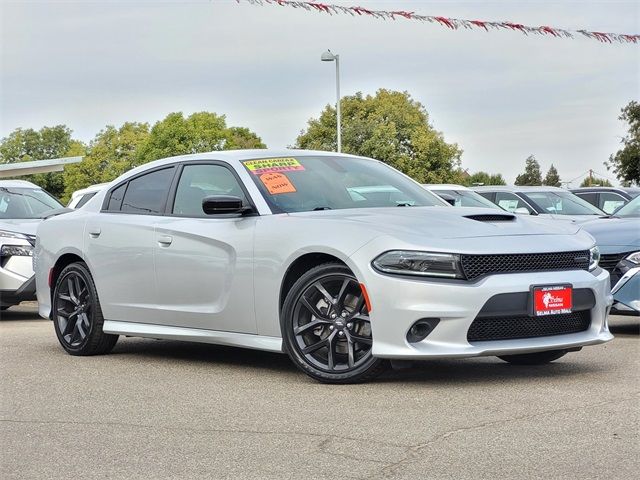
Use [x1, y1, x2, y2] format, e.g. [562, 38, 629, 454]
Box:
[35, 150, 613, 379]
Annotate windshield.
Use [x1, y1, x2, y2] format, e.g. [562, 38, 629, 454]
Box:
[522, 191, 604, 216]
[435, 189, 501, 209]
[613, 197, 640, 217]
[0, 187, 62, 219]
[242, 156, 448, 213]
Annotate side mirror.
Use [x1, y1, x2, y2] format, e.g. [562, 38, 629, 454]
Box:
[202, 195, 252, 215]
[514, 207, 531, 215]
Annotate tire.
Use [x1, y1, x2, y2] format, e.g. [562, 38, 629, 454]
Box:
[498, 349, 568, 365]
[52, 262, 118, 356]
[281, 263, 387, 383]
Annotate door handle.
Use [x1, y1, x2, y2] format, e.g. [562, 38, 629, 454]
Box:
[88, 227, 101, 238]
[157, 235, 173, 247]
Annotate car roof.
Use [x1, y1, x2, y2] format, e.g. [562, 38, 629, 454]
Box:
[472, 185, 567, 192]
[571, 187, 639, 194]
[423, 184, 470, 191]
[0, 179, 41, 188]
[116, 149, 367, 181]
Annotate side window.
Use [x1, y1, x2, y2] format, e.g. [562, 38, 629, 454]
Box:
[76, 192, 97, 209]
[173, 164, 248, 217]
[599, 192, 626, 214]
[476, 192, 494, 202]
[106, 183, 127, 211]
[120, 167, 175, 214]
[574, 192, 597, 207]
[495, 192, 534, 214]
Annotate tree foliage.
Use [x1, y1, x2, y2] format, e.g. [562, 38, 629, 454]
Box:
[463, 171, 507, 186]
[515, 155, 543, 186]
[295, 89, 462, 183]
[543, 164, 561, 187]
[580, 176, 613, 187]
[62, 122, 151, 202]
[137, 112, 265, 164]
[0, 125, 86, 199]
[606, 101, 640, 185]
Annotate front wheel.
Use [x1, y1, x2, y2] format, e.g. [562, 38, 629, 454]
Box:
[498, 349, 568, 365]
[281, 263, 386, 383]
[52, 262, 118, 355]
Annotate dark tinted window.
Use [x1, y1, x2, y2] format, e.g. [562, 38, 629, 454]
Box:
[574, 192, 597, 206]
[106, 183, 127, 211]
[120, 167, 175, 214]
[173, 164, 248, 217]
[76, 192, 97, 209]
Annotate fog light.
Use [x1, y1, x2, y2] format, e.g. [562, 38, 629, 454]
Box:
[406, 318, 440, 343]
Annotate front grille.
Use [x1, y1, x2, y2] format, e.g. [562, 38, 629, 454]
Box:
[599, 252, 630, 272]
[467, 311, 591, 342]
[464, 214, 515, 222]
[460, 250, 590, 280]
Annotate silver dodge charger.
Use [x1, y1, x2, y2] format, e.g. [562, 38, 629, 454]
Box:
[34, 150, 613, 383]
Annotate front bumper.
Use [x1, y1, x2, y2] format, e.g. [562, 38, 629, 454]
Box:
[611, 267, 640, 316]
[0, 251, 36, 308]
[353, 256, 613, 359]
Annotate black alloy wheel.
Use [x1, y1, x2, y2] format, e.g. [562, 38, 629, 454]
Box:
[282, 263, 386, 383]
[52, 262, 118, 355]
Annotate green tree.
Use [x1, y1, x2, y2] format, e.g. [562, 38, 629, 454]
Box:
[0, 125, 86, 199]
[515, 155, 543, 186]
[606, 101, 640, 185]
[137, 112, 265, 163]
[580, 176, 613, 187]
[62, 122, 150, 202]
[464, 171, 507, 186]
[295, 89, 462, 183]
[543, 164, 561, 187]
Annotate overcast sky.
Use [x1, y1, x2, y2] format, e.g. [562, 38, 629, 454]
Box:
[1, 0, 638, 185]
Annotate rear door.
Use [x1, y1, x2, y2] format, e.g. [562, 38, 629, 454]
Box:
[152, 162, 258, 333]
[86, 166, 176, 323]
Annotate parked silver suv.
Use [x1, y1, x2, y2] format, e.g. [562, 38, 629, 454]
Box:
[0, 180, 62, 310]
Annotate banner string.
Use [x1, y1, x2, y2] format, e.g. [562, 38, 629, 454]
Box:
[236, 0, 639, 45]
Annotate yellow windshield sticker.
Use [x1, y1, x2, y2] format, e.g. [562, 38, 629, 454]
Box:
[243, 158, 305, 175]
[260, 172, 297, 195]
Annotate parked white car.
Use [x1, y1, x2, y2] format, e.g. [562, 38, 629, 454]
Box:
[35, 150, 612, 382]
[473, 186, 606, 221]
[67, 183, 107, 209]
[0, 180, 63, 310]
[423, 184, 504, 209]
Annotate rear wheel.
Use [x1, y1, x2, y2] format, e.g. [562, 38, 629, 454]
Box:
[281, 263, 386, 383]
[498, 349, 568, 365]
[52, 262, 118, 355]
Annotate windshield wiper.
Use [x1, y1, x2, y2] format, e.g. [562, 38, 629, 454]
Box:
[313, 206, 332, 211]
[396, 202, 414, 207]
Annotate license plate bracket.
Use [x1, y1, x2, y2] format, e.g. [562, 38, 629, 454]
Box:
[530, 284, 573, 316]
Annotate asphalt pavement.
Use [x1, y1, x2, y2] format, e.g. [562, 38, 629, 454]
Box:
[1, 302, 638, 479]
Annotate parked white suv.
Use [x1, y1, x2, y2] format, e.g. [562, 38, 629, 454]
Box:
[0, 180, 63, 310]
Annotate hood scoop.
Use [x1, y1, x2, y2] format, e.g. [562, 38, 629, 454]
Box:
[464, 214, 516, 222]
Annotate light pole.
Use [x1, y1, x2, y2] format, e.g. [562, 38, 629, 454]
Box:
[321, 49, 341, 153]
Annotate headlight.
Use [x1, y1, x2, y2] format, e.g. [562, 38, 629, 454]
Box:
[625, 251, 640, 265]
[0, 229, 29, 241]
[0, 245, 33, 257]
[589, 246, 600, 271]
[372, 251, 464, 278]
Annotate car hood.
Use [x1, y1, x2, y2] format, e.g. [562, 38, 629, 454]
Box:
[288, 207, 582, 239]
[0, 218, 41, 236]
[579, 217, 640, 251]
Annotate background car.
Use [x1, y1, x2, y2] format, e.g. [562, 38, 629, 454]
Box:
[570, 187, 640, 215]
[0, 179, 63, 310]
[473, 185, 606, 221]
[67, 183, 108, 209]
[423, 184, 504, 209]
[35, 150, 612, 383]
[580, 197, 640, 316]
